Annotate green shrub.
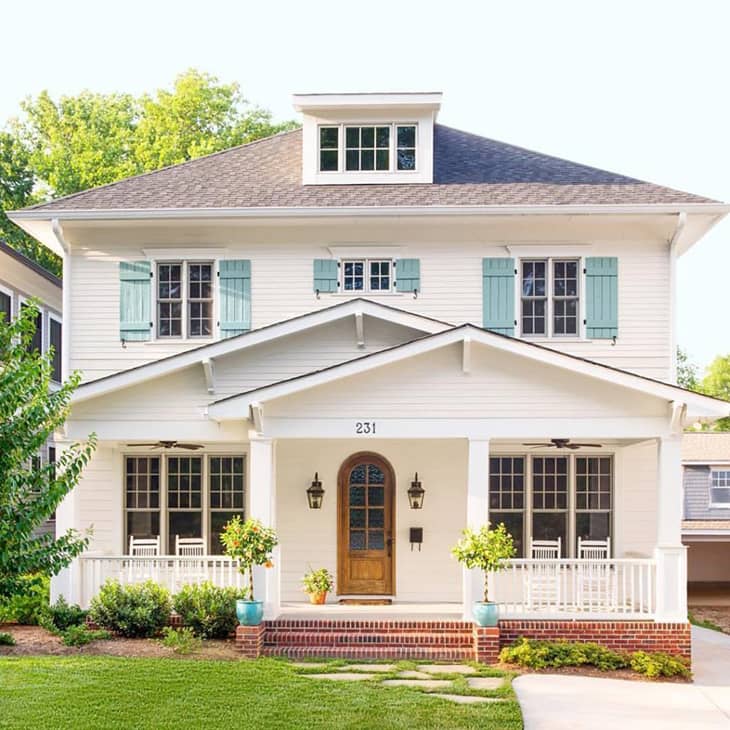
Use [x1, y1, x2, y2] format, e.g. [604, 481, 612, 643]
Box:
[499, 637, 628, 671]
[0, 632, 15, 646]
[60, 625, 111, 647]
[89, 580, 171, 638]
[161, 626, 203, 654]
[629, 651, 691, 679]
[173, 582, 245, 639]
[0, 574, 50, 625]
[44, 596, 88, 632]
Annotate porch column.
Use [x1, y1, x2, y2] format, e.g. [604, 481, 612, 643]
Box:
[50, 441, 80, 605]
[463, 438, 490, 621]
[654, 434, 687, 622]
[249, 436, 280, 619]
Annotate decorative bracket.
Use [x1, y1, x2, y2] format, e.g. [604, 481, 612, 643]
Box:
[202, 358, 216, 394]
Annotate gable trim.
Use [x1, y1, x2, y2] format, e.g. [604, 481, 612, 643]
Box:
[70, 298, 451, 404]
[207, 324, 730, 421]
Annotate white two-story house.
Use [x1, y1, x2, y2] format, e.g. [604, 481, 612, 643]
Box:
[9, 92, 730, 661]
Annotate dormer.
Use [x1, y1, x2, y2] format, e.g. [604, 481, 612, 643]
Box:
[293, 92, 442, 185]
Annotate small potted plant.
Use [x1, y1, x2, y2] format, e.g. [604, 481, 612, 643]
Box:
[302, 567, 334, 605]
[221, 516, 278, 626]
[451, 522, 515, 627]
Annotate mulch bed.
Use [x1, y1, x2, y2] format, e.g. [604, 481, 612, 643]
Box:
[497, 662, 691, 683]
[0, 624, 240, 660]
[691, 606, 730, 634]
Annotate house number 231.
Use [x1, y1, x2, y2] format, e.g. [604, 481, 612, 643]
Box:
[355, 421, 376, 435]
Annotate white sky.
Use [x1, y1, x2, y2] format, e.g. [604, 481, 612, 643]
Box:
[3, 0, 728, 371]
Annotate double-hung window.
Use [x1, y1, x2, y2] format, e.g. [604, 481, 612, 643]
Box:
[157, 262, 213, 339]
[342, 259, 393, 293]
[489, 457, 526, 557]
[318, 124, 418, 173]
[125, 454, 246, 554]
[710, 469, 730, 507]
[531, 456, 569, 547]
[520, 259, 580, 337]
[0, 287, 11, 324]
[575, 457, 612, 548]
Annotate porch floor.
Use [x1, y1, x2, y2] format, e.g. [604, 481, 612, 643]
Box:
[277, 601, 463, 621]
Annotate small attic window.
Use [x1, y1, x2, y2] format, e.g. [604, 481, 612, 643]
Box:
[318, 123, 417, 173]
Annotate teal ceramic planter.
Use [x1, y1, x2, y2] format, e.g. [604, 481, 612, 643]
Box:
[236, 599, 264, 626]
[473, 601, 499, 627]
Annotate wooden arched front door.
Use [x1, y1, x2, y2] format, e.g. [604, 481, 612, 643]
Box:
[338, 452, 395, 595]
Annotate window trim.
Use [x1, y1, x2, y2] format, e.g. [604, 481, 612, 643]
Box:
[317, 122, 419, 175]
[709, 467, 730, 509]
[123, 452, 247, 554]
[340, 258, 395, 294]
[517, 257, 584, 340]
[153, 260, 217, 342]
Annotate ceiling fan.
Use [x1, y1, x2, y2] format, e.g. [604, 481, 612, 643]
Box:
[522, 438, 602, 450]
[126, 440, 203, 451]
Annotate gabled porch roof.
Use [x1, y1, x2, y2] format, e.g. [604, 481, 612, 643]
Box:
[71, 298, 451, 405]
[208, 324, 730, 424]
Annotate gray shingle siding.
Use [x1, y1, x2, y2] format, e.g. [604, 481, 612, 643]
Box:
[684, 465, 730, 520]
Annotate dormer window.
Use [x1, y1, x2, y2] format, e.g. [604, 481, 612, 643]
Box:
[318, 124, 418, 173]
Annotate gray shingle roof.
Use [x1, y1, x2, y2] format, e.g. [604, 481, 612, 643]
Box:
[21, 125, 719, 212]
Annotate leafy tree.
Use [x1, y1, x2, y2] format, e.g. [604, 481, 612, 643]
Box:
[677, 347, 700, 391]
[134, 69, 297, 170]
[0, 301, 96, 600]
[700, 354, 730, 431]
[0, 132, 61, 276]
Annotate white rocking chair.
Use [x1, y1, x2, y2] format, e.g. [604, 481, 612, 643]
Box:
[577, 537, 615, 611]
[174, 535, 207, 588]
[126, 535, 161, 583]
[526, 538, 562, 609]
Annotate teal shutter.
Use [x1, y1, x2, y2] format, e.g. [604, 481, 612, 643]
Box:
[395, 259, 420, 293]
[219, 260, 251, 338]
[119, 261, 152, 341]
[482, 258, 515, 335]
[585, 257, 618, 339]
[313, 259, 338, 293]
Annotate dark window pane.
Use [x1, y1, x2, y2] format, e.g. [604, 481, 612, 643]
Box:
[345, 127, 359, 147]
[168, 512, 202, 554]
[350, 465, 366, 484]
[361, 150, 374, 170]
[320, 127, 338, 149]
[361, 127, 374, 147]
[320, 150, 338, 171]
[0, 292, 10, 323]
[532, 513, 567, 548]
[350, 509, 366, 528]
[368, 465, 384, 484]
[349, 486, 366, 506]
[210, 511, 243, 554]
[376, 127, 390, 147]
[127, 512, 160, 544]
[376, 149, 389, 170]
[50, 318, 62, 382]
[576, 512, 610, 549]
[397, 150, 416, 170]
[369, 508, 384, 528]
[368, 531, 385, 550]
[345, 150, 359, 170]
[350, 531, 366, 550]
[368, 486, 384, 506]
[398, 126, 416, 147]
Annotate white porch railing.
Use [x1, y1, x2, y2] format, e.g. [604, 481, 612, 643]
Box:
[491, 558, 657, 619]
[79, 556, 243, 608]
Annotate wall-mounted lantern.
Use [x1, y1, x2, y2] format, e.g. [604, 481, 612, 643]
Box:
[306, 472, 325, 509]
[407, 472, 425, 510]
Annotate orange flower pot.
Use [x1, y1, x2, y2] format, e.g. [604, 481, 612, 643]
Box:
[309, 592, 327, 605]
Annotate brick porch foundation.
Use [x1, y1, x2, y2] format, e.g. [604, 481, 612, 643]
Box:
[498, 620, 692, 661]
[235, 624, 266, 658]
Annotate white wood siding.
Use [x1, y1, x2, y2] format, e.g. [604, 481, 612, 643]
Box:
[65, 217, 672, 382]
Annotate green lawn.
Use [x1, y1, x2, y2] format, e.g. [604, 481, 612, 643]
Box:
[0, 656, 522, 730]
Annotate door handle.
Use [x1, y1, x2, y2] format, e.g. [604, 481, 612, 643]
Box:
[386, 536, 393, 557]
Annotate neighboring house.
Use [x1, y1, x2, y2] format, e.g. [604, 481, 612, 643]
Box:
[683, 433, 730, 588]
[0, 239, 63, 535]
[8, 92, 730, 661]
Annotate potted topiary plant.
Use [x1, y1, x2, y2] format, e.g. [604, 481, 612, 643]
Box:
[302, 568, 334, 605]
[221, 516, 278, 626]
[451, 522, 516, 627]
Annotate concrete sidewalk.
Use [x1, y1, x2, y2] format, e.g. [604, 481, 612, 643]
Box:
[513, 627, 730, 729]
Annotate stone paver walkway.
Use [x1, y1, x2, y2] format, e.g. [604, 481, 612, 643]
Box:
[294, 660, 507, 705]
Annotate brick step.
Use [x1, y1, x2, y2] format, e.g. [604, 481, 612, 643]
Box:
[267, 620, 472, 631]
[264, 630, 474, 648]
[263, 645, 475, 661]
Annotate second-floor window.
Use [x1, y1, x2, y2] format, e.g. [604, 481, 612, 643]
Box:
[0, 289, 11, 323]
[341, 259, 393, 293]
[521, 259, 579, 337]
[157, 262, 213, 339]
[710, 469, 730, 507]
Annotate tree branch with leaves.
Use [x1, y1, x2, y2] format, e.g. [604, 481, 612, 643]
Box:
[0, 301, 96, 600]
